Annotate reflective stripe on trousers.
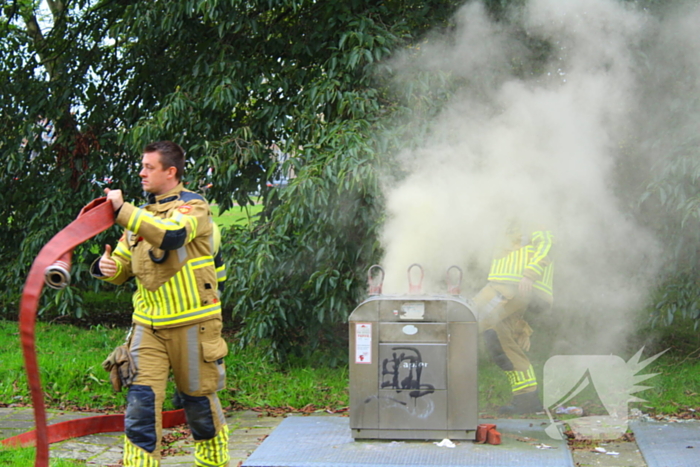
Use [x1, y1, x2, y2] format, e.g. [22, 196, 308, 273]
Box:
[505, 364, 538, 394]
[123, 320, 228, 466]
[124, 437, 160, 467]
[195, 424, 230, 467]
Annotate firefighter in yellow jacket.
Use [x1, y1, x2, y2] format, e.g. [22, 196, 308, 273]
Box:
[473, 219, 554, 414]
[92, 141, 230, 467]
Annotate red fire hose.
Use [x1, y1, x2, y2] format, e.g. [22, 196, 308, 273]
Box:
[1, 197, 186, 465]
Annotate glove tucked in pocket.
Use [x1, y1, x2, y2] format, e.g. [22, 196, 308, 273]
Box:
[513, 319, 534, 352]
[102, 345, 137, 392]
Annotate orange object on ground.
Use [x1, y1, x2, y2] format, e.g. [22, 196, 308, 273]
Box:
[476, 423, 496, 443]
[475, 423, 501, 445]
[487, 427, 502, 445]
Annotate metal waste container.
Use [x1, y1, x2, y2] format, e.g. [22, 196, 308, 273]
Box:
[349, 265, 478, 440]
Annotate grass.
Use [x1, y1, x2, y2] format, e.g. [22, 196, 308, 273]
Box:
[0, 445, 83, 466]
[227, 345, 349, 409]
[0, 321, 500, 413]
[1, 318, 698, 417]
[211, 203, 263, 229]
[628, 315, 700, 416]
[477, 353, 513, 411]
[636, 350, 700, 415]
[0, 321, 126, 410]
[0, 320, 350, 413]
[1, 309, 698, 430]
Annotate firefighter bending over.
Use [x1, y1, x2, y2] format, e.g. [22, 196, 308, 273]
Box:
[92, 141, 229, 466]
[473, 219, 554, 414]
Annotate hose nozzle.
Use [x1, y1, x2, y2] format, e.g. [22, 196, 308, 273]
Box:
[45, 252, 72, 290]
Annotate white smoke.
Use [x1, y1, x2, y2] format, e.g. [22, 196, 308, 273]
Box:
[378, 0, 677, 352]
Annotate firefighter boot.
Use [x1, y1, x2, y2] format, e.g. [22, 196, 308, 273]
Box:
[499, 389, 544, 415]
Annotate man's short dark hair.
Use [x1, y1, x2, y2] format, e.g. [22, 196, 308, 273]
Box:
[144, 141, 185, 181]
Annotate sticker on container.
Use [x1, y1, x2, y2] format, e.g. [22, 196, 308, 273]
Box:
[355, 323, 372, 364]
[400, 302, 425, 320]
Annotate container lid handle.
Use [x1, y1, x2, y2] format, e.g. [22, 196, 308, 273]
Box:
[367, 264, 384, 295]
[408, 263, 424, 294]
[446, 265, 463, 295]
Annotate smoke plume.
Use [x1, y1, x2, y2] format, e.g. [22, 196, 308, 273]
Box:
[377, 0, 696, 354]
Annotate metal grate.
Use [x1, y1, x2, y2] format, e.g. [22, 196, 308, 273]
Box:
[243, 416, 574, 467]
[631, 420, 700, 467]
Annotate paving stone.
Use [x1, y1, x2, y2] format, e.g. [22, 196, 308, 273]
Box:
[570, 440, 647, 467]
[75, 432, 123, 445]
[50, 412, 102, 423]
[229, 448, 258, 456]
[237, 427, 274, 437]
[0, 428, 24, 439]
[235, 419, 283, 428]
[3, 410, 37, 422]
[4, 409, 284, 464]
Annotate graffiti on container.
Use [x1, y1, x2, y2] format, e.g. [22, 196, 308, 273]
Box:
[381, 346, 435, 399]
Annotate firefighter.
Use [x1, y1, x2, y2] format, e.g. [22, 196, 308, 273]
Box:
[473, 218, 554, 414]
[92, 141, 230, 467]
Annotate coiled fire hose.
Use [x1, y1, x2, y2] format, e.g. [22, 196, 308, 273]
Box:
[2, 197, 185, 466]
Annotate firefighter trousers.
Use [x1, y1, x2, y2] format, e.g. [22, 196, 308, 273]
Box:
[473, 282, 538, 395]
[123, 319, 230, 467]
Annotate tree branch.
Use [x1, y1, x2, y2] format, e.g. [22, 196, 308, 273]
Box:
[21, 10, 57, 78]
[46, 0, 65, 18]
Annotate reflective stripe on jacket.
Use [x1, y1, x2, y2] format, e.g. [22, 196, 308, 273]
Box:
[92, 183, 225, 328]
[487, 230, 554, 297]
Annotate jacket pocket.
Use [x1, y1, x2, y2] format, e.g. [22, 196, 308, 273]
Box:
[198, 337, 228, 394]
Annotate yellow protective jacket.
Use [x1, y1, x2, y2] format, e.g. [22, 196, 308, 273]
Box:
[92, 183, 226, 329]
[487, 229, 554, 299]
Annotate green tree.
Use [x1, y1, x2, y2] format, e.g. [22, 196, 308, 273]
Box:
[626, 0, 700, 329]
[0, 0, 464, 357]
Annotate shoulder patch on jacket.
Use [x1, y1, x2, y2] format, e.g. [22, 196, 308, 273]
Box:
[178, 205, 193, 214]
[179, 191, 205, 203]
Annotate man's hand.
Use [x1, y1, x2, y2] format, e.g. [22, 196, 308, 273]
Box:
[99, 244, 117, 277]
[518, 276, 534, 295]
[104, 188, 124, 211]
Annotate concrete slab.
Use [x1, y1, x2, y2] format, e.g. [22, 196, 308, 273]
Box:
[243, 416, 575, 467]
[630, 420, 700, 467]
[570, 439, 647, 467]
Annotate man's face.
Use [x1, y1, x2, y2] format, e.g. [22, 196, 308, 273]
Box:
[140, 151, 175, 195]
